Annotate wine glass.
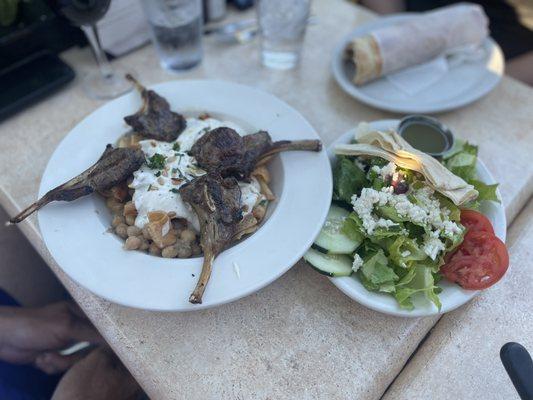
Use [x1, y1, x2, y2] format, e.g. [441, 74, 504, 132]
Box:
[53, 0, 132, 99]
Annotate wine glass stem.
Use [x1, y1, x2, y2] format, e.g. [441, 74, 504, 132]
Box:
[85, 24, 114, 79]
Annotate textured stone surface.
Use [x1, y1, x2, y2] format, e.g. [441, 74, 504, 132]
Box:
[0, 1, 532, 399]
[382, 200, 533, 400]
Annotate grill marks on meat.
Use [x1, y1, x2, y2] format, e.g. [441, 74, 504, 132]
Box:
[124, 74, 186, 142]
[191, 128, 322, 180]
[10, 145, 145, 224]
[179, 172, 257, 304]
[190, 127, 245, 176]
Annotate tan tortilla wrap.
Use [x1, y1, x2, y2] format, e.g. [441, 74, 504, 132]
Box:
[345, 4, 488, 85]
[334, 124, 478, 206]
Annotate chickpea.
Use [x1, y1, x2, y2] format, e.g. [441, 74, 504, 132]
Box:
[142, 226, 152, 240]
[126, 226, 142, 237]
[123, 201, 137, 217]
[175, 239, 192, 258]
[162, 246, 179, 258]
[107, 199, 124, 215]
[149, 243, 161, 256]
[159, 233, 177, 248]
[180, 229, 196, 243]
[139, 237, 150, 251]
[124, 236, 141, 250]
[111, 215, 125, 228]
[125, 214, 136, 226]
[115, 223, 129, 239]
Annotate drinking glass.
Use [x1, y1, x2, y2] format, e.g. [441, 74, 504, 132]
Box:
[257, 0, 311, 70]
[53, 0, 132, 99]
[140, 0, 203, 72]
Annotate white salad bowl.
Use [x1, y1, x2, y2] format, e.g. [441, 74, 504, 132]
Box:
[327, 120, 506, 317]
[38, 80, 332, 311]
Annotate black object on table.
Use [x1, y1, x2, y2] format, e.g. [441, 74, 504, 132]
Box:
[0, 51, 74, 122]
[0, 0, 84, 122]
[500, 342, 533, 400]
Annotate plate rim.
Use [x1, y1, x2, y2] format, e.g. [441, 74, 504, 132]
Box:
[326, 119, 507, 317]
[331, 14, 505, 114]
[38, 79, 333, 311]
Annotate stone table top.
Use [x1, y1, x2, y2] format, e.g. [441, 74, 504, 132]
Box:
[0, 1, 532, 399]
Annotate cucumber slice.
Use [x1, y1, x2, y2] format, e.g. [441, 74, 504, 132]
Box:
[304, 248, 353, 277]
[314, 205, 362, 254]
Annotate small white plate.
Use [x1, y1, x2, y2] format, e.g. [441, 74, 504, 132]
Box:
[331, 15, 504, 114]
[38, 80, 332, 311]
[327, 120, 506, 317]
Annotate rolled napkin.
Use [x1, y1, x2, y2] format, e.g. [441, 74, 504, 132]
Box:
[346, 4, 489, 85]
[335, 123, 478, 205]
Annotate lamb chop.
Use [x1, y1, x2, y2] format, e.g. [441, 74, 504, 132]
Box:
[10, 145, 145, 224]
[190, 128, 322, 180]
[184, 130, 322, 304]
[180, 172, 257, 304]
[124, 74, 186, 142]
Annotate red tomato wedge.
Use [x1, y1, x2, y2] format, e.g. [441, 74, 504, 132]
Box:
[460, 209, 495, 235]
[442, 231, 509, 290]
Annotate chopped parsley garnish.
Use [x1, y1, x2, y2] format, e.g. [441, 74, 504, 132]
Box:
[147, 153, 166, 169]
[173, 142, 180, 151]
[154, 171, 161, 177]
[170, 188, 179, 194]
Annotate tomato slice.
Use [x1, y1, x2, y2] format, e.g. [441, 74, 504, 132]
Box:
[441, 231, 509, 290]
[460, 209, 495, 236]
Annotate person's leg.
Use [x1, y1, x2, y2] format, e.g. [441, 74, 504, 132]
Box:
[0, 288, 62, 400]
[52, 347, 142, 400]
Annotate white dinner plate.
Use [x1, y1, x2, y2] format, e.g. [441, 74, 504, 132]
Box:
[331, 15, 505, 114]
[38, 80, 332, 311]
[327, 120, 506, 317]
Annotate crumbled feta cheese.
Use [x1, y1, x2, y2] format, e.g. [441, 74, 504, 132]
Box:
[351, 188, 398, 234]
[401, 250, 411, 258]
[370, 162, 397, 181]
[352, 254, 363, 272]
[422, 231, 445, 260]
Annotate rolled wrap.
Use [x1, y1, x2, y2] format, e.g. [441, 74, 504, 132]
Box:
[346, 4, 489, 85]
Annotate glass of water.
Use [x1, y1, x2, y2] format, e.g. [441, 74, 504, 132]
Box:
[257, 0, 311, 70]
[141, 0, 203, 71]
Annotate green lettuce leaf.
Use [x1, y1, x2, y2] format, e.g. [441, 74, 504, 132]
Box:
[389, 236, 427, 268]
[333, 157, 368, 203]
[471, 179, 500, 203]
[341, 213, 365, 243]
[394, 265, 442, 310]
[360, 249, 398, 286]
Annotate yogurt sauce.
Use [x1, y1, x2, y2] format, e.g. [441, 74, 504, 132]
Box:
[130, 117, 264, 231]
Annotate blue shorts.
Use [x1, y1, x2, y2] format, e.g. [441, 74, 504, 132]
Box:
[0, 289, 61, 400]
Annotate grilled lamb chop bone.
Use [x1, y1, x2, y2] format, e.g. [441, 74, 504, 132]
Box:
[124, 74, 186, 142]
[9, 145, 145, 224]
[179, 173, 258, 304]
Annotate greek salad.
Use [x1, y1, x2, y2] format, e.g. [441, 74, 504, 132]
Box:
[305, 129, 508, 311]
